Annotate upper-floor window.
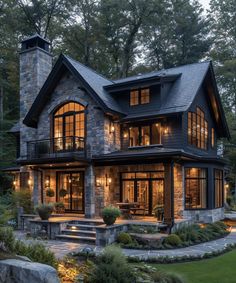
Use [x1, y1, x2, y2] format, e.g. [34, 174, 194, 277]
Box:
[130, 88, 150, 106]
[53, 102, 85, 151]
[188, 107, 208, 150]
[128, 123, 161, 147]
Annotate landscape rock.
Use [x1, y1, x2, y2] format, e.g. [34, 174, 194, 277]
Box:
[0, 259, 59, 283]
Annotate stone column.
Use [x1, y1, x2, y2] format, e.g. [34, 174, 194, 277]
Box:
[164, 162, 174, 227]
[85, 165, 95, 218]
[32, 170, 39, 206]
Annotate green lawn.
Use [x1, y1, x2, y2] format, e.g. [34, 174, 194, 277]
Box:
[149, 250, 236, 283]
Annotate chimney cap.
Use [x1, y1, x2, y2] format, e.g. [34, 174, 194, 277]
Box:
[21, 34, 51, 52]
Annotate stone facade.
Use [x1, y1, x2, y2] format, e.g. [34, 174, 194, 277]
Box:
[183, 207, 224, 223]
[173, 164, 184, 218]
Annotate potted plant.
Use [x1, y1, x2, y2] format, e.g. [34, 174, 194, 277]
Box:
[54, 202, 65, 214]
[46, 188, 55, 198]
[59, 188, 67, 198]
[101, 206, 121, 226]
[35, 204, 54, 220]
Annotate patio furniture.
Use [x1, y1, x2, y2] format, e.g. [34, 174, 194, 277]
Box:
[116, 202, 139, 219]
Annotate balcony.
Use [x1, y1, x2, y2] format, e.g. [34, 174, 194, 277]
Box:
[27, 136, 85, 161]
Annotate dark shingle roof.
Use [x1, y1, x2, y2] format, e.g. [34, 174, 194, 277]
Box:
[65, 56, 123, 113]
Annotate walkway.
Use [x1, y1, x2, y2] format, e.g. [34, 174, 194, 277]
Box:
[15, 228, 236, 260]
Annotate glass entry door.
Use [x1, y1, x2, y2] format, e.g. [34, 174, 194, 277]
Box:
[122, 173, 164, 215]
[57, 172, 84, 212]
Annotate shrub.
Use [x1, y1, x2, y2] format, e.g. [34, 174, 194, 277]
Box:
[101, 206, 121, 225]
[35, 203, 54, 220]
[164, 234, 182, 247]
[54, 202, 65, 213]
[117, 232, 132, 244]
[46, 188, 55, 198]
[87, 245, 135, 283]
[0, 226, 15, 252]
[151, 270, 185, 283]
[12, 189, 33, 214]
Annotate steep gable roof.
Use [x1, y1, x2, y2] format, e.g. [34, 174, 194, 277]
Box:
[23, 54, 124, 127]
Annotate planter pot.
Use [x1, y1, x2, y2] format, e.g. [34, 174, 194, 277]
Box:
[103, 216, 116, 226]
[37, 209, 52, 220]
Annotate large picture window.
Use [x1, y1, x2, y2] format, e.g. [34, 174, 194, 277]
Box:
[185, 168, 207, 209]
[129, 123, 161, 147]
[53, 102, 85, 152]
[188, 107, 208, 150]
[215, 169, 223, 208]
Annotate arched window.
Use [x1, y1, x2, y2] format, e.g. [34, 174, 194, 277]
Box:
[53, 102, 85, 151]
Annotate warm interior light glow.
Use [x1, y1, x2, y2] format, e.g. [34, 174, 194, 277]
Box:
[164, 127, 168, 134]
[71, 226, 77, 230]
[28, 179, 32, 185]
[108, 178, 112, 184]
[68, 179, 72, 184]
[110, 125, 115, 132]
[13, 180, 16, 186]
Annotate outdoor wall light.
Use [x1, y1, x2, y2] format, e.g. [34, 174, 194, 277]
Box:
[95, 176, 102, 186]
[106, 174, 112, 186]
[110, 121, 115, 133]
[28, 178, 32, 186]
[123, 132, 128, 138]
[163, 126, 169, 134]
[45, 176, 50, 187]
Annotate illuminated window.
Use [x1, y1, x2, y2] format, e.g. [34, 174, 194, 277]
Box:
[130, 88, 150, 106]
[130, 90, 139, 106]
[211, 128, 215, 148]
[215, 169, 223, 208]
[53, 102, 85, 151]
[188, 107, 208, 150]
[185, 168, 207, 209]
[141, 89, 150, 104]
[128, 123, 161, 147]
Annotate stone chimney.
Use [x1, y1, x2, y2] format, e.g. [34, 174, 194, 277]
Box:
[20, 34, 52, 120]
[19, 34, 52, 158]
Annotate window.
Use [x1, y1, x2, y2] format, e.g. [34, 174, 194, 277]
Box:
[215, 169, 223, 208]
[128, 123, 161, 147]
[188, 107, 208, 150]
[130, 88, 150, 106]
[141, 89, 150, 104]
[185, 168, 207, 209]
[211, 128, 215, 148]
[130, 90, 139, 106]
[53, 102, 85, 151]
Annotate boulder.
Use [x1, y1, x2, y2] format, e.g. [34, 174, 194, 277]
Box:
[0, 259, 59, 283]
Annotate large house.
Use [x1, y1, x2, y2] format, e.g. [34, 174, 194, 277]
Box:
[9, 34, 230, 226]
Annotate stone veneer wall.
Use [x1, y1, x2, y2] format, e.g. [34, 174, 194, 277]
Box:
[94, 163, 164, 217]
[183, 207, 224, 223]
[174, 164, 184, 219]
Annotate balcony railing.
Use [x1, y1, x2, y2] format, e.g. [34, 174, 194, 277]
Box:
[27, 136, 85, 159]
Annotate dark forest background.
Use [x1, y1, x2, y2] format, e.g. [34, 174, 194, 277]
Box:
[0, 0, 236, 190]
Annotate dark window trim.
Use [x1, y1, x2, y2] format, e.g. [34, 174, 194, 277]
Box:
[128, 122, 162, 147]
[214, 169, 224, 208]
[129, 88, 150, 106]
[184, 167, 208, 210]
[188, 107, 208, 151]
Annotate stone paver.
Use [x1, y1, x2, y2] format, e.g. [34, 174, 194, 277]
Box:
[14, 228, 236, 260]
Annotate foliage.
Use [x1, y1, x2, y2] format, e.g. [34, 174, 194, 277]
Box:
[164, 234, 182, 247]
[46, 188, 55, 197]
[14, 240, 57, 268]
[0, 226, 15, 252]
[35, 203, 54, 220]
[101, 206, 121, 225]
[54, 201, 65, 213]
[117, 232, 133, 245]
[87, 245, 135, 283]
[128, 224, 158, 234]
[59, 188, 67, 197]
[11, 188, 33, 214]
[151, 270, 185, 283]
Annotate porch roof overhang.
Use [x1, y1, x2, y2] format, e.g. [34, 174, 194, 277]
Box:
[92, 147, 228, 166]
[16, 155, 90, 166]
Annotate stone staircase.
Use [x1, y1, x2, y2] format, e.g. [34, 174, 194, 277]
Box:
[56, 219, 104, 244]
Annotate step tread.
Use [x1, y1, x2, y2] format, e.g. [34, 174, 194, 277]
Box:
[67, 224, 99, 229]
[62, 229, 96, 234]
[56, 234, 96, 241]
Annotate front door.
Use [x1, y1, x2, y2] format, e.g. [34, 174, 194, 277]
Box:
[57, 172, 84, 212]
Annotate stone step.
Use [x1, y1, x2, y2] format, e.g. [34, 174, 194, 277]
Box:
[69, 219, 104, 226]
[56, 234, 96, 244]
[61, 229, 96, 237]
[66, 223, 98, 231]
